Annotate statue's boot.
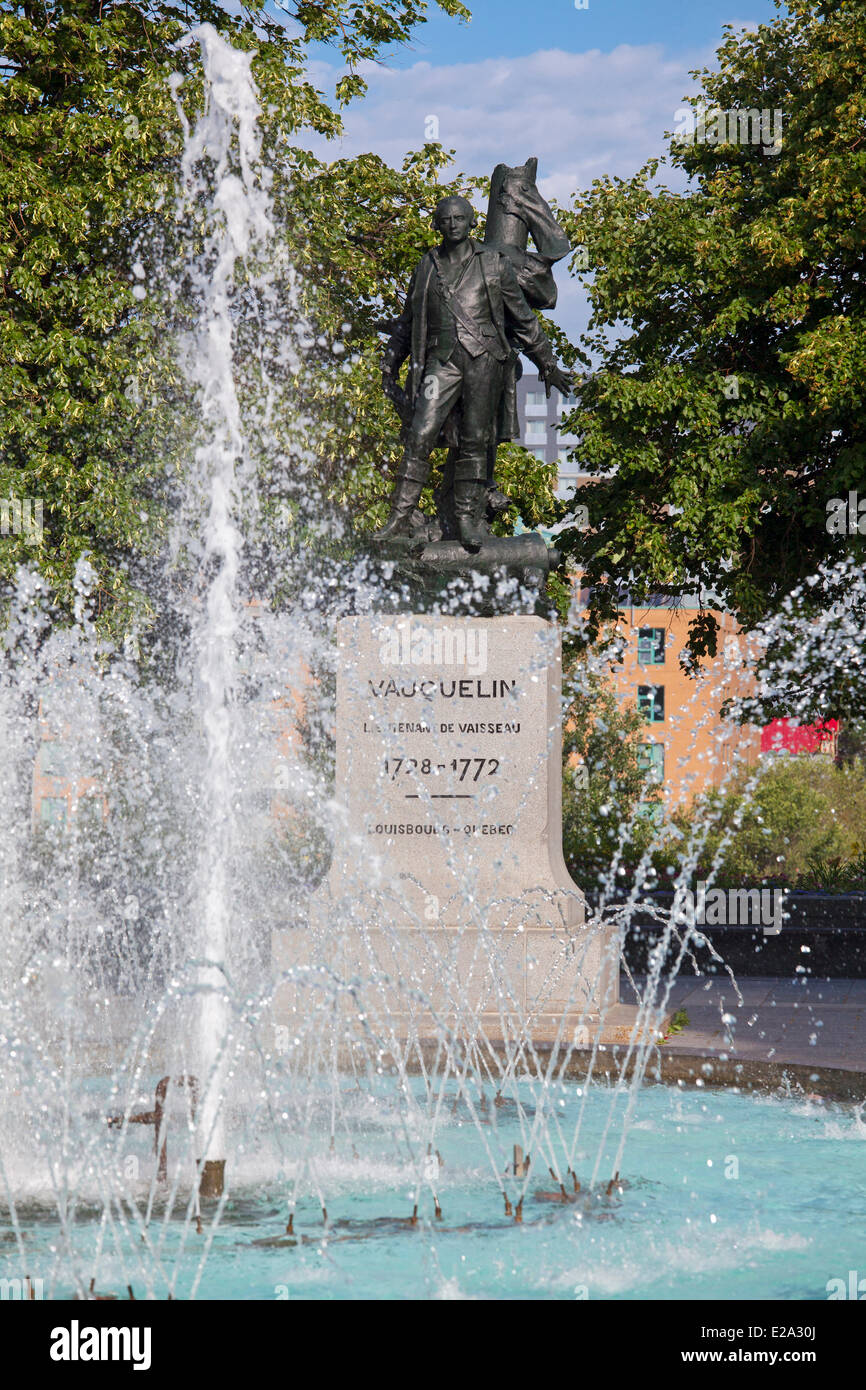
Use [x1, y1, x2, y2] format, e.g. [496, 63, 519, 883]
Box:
[484, 443, 511, 516]
[373, 456, 429, 541]
[453, 450, 488, 552]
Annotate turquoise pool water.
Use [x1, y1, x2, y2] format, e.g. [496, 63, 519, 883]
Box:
[2, 1081, 864, 1300]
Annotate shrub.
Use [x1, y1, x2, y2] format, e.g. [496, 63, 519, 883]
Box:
[656, 755, 866, 889]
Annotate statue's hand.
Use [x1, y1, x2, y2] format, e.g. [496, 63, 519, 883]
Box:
[541, 362, 573, 399]
[383, 370, 411, 421]
[498, 183, 531, 220]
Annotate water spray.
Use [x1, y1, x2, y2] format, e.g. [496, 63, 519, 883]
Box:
[172, 24, 275, 1197]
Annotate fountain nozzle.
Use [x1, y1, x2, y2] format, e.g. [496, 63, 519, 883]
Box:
[199, 1158, 226, 1199]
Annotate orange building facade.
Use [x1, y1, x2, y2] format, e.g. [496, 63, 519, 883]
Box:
[572, 592, 762, 808]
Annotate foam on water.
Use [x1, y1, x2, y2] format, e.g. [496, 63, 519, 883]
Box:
[3, 1083, 861, 1300]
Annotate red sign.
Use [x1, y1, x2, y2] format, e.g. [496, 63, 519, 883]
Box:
[761, 718, 839, 754]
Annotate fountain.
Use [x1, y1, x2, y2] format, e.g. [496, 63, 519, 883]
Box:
[1, 25, 864, 1305]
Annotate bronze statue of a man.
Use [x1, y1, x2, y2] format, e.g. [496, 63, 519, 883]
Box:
[376, 194, 572, 550]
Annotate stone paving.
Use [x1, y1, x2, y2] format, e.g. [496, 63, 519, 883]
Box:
[623, 974, 866, 1073]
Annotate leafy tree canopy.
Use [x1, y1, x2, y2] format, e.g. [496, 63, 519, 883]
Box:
[659, 752, 866, 888]
[561, 664, 662, 896]
[554, 0, 866, 715]
[0, 0, 475, 631]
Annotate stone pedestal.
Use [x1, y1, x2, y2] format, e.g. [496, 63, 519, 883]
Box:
[273, 615, 619, 1044]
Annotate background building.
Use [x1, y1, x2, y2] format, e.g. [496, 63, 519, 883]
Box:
[572, 591, 762, 809]
[515, 370, 583, 498]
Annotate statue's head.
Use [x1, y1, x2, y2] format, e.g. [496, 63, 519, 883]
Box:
[433, 195, 476, 245]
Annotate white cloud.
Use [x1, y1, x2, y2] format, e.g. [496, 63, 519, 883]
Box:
[302, 43, 715, 341]
[310, 44, 709, 186]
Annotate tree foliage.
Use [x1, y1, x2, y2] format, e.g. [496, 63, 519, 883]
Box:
[555, 0, 866, 701]
[662, 752, 866, 887]
[0, 0, 482, 630]
[561, 664, 662, 893]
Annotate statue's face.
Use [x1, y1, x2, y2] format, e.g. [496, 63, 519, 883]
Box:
[434, 200, 474, 246]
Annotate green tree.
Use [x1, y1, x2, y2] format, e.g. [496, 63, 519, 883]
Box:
[554, 0, 866, 711]
[561, 664, 663, 894]
[660, 752, 866, 887]
[0, 0, 472, 630]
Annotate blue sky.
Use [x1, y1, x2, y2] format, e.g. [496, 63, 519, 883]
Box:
[374, 0, 780, 67]
[299, 0, 785, 340]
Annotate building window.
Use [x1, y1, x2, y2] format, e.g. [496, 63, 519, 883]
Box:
[532, 449, 548, 462]
[637, 742, 665, 784]
[39, 741, 69, 777]
[637, 627, 665, 665]
[526, 390, 547, 407]
[40, 797, 68, 828]
[75, 795, 104, 831]
[637, 685, 664, 722]
[636, 801, 663, 826]
[525, 421, 547, 440]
